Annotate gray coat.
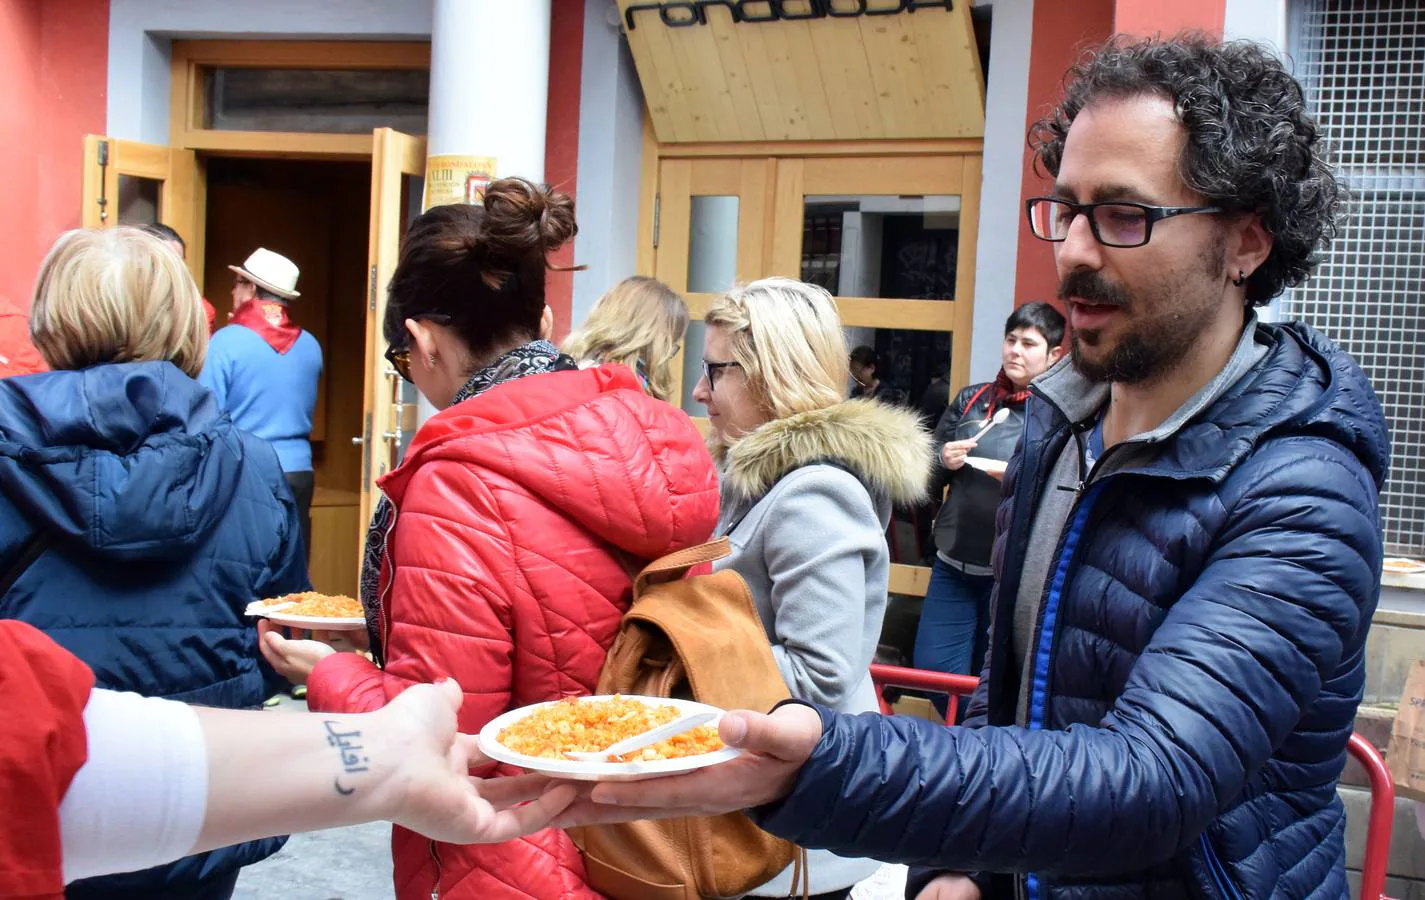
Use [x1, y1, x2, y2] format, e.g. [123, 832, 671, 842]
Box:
[710, 398, 932, 896]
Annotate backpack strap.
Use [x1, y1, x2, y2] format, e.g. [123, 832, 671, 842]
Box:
[0, 529, 52, 598]
[633, 537, 733, 595]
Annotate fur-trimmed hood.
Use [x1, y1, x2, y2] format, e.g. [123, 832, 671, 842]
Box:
[714, 398, 932, 504]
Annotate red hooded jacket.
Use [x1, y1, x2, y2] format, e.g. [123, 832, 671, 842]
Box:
[0, 297, 47, 378]
[0, 621, 93, 899]
[307, 364, 719, 900]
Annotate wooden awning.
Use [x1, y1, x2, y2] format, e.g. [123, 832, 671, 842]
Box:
[618, 0, 986, 143]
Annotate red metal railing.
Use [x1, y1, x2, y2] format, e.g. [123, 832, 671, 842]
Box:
[1347, 732, 1396, 900]
[870, 662, 979, 721]
[868, 664, 1397, 900]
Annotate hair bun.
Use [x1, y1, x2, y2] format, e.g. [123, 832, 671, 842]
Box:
[480, 177, 577, 266]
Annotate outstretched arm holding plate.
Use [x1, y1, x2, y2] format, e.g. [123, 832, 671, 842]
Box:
[0, 618, 576, 895]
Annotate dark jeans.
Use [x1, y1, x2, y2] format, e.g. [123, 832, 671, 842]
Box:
[67, 870, 239, 900]
[284, 470, 314, 565]
[913, 558, 995, 719]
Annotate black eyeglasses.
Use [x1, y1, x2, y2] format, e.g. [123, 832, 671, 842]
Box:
[384, 313, 453, 383]
[701, 360, 741, 392]
[1025, 197, 1222, 249]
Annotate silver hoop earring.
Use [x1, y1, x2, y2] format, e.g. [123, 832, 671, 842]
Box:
[1232, 270, 1247, 287]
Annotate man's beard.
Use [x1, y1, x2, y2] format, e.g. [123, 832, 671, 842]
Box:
[1061, 239, 1225, 385]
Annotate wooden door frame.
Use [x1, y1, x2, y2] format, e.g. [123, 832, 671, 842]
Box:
[163, 39, 431, 305]
[80, 136, 204, 288]
[168, 40, 431, 159]
[160, 39, 432, 585]
[360, 129, 427, 538]
[641, 131, 984, 599]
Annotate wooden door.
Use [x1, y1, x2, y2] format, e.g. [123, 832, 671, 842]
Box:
[645, 148, 983, 596]
[81, 135, 205, 277]
[767, 153, 981, 594]
[359, 128, 426, 553]
[651, 157, 773, 422]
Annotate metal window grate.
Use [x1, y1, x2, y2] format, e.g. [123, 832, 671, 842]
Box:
[1286, 0, 1425, 557]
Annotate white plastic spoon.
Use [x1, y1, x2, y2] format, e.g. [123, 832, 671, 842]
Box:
[969, 407, 1011, 443]
[564, 710, 718, 762]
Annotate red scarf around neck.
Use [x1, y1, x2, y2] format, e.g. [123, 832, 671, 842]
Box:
[230, 299, 301, 354]
[986, 369, 1032, 415]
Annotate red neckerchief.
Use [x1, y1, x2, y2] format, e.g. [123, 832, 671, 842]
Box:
[986, 369, 1031, 415]
[229, 298, 301, 354]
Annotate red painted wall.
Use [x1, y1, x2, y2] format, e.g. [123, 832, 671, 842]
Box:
[0, 0, 43, 311]
[1115, 0, 1225, 39]
[0, 0, 107, 311]
[1013, 0, 1116, 310]
[544, 0, 584, 341]
[1011, 0, 1224, 311]
[36, 0, 110, 287]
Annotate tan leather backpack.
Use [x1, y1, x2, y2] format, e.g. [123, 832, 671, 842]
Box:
[569, 537, 806, 900]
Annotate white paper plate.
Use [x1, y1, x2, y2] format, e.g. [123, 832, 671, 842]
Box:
[245, 600, 367, 632]
[1383, 557, 1425, 575]
[478, 695, 741, 782]
[964, 456, 1008, 475]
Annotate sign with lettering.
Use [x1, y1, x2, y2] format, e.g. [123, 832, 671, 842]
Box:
[423, 154, 498, 211]
[624, 0, 953, 30]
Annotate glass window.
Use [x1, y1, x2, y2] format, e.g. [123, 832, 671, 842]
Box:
[205, 68, 430, 134]
[681, 195, 740, 414]
[1287, 0, 1425, 558]
[803, 195, 961, 299]
[679, 321, 710, 416]
[687, 196, 739, 294]
[845, 326, 952, 426]
[117, 175, 161, 226]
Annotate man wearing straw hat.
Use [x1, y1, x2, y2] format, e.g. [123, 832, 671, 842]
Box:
[200, 248, 323, 568]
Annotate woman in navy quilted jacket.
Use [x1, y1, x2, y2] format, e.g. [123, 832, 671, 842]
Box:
[0, 228, 308, 900]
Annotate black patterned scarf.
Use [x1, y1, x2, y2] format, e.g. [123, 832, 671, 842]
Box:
[359, 340, 579, 662]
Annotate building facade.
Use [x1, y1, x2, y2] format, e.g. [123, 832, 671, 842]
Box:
[2, 0, 1423, 892]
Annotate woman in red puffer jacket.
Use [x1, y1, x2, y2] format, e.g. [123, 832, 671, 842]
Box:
[260, 179, 719, 900]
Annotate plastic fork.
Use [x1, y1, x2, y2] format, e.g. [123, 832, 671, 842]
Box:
[564, 710, 718, 762]
[969, 407, 1011, 443]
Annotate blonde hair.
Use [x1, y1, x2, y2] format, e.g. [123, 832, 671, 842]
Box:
[705, 277, 848, 420]
[562, 276, 688, 401]
[30, 228, 208, 378]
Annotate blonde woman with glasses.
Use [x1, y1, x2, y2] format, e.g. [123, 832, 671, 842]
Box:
[562, 276, 688, 401]
[693, 276, 932, 900]
[0, 227, 308, 900]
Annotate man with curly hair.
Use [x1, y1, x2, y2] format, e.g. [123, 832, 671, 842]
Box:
[563, 35, 1389, 900]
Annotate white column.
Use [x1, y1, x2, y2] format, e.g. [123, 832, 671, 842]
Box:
[427, 0, 551, 182]
[420, 0, 552, 423]
[968, 0, 1034, 383]
[571, 0, 646, 326]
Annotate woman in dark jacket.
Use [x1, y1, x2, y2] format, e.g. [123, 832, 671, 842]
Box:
[0, 227, 308, 900]
[914, 302, 1064, 699]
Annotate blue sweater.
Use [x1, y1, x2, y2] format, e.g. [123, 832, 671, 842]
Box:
[0, 361, 310, 895]
[199, 324, 323, 472]
[747, 322, 1388, 900]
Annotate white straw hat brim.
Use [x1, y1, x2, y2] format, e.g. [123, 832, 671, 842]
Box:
[228, 264, 301, 299]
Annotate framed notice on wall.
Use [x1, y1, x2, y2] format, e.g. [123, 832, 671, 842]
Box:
[422, 155, 498, 210]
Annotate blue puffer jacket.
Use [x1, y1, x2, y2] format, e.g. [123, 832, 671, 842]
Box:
[749, 322, 1388, 900]
[0, 361, 309, 896]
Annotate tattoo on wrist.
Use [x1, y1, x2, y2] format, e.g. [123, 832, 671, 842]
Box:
[324, 721, 370, 796]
